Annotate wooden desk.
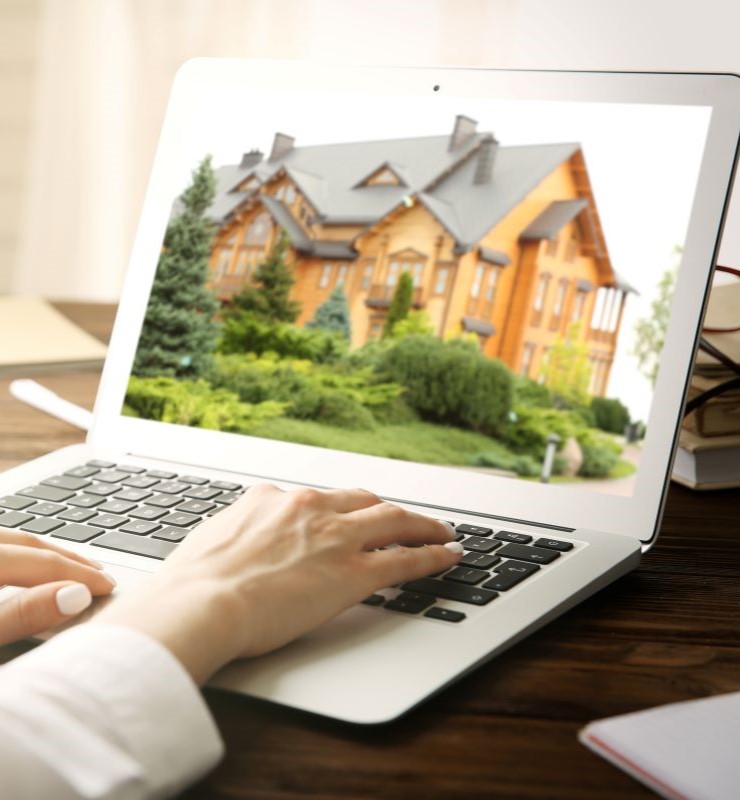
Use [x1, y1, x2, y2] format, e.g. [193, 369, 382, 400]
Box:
[2, 303, 740, 800]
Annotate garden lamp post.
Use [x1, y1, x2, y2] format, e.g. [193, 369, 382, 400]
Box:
[540, 433, 561, 484]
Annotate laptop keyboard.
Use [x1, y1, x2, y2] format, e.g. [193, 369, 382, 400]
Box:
[0, 460, 576, 625]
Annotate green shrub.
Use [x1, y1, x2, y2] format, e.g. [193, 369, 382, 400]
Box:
[469, 450, 540, 477]
[512, 375, 552, 408]
[124, 376, 285, 432]
[591, 396, 631, 435]
[377, 336, 512, 435]
[576, 428, 622, 477]
[219, 311, 347, 363]
[502, 406, 581, 458]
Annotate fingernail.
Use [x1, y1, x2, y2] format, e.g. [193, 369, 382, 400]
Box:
[102, 571, 117, 587]
[440, 521, 456, 538]
[444, 541, 464, 554]
[56, 584, 93, 616]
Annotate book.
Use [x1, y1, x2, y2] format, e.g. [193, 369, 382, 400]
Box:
[0, 296, 107, 375]
[580, 691, 740, 800]
[672, 428, 740, 490]
[683, 373, 740, 437]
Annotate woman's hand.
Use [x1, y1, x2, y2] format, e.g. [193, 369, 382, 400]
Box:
[0, 529, 117, 646]
[97, 484, 463, 684]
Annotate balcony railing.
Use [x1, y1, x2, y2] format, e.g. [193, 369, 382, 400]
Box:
[207, 274, 248, 299]
[364, 284, 425, 309]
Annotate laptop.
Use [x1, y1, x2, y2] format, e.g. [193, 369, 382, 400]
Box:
[1, 61, 738, 723]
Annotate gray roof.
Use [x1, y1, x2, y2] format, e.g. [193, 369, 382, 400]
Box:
[519, 199, 588, 241]
[576, 278, 595, 292]
[462, 316, 496, 336]
[478, 246, 511, 266]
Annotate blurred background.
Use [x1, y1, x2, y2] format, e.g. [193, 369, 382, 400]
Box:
[1, 0, 739, 303]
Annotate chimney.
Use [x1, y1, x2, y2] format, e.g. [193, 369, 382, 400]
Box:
[269, 132, 295, 162]
[473, 134, 499, 185]
[240, 149, 263, 168]
[449, 115, 477, 151]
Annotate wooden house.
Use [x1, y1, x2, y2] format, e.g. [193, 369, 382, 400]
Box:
[205, 116, 635, 396]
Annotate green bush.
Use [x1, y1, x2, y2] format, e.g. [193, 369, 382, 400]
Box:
[502, 406, 581, 458]
[512, 375, 552, 408]
[124, 376, 285, 432]
[219, 311, 347, 363]
[576, 428, 622, 477]
[590, 396, 631, 435]
[377, 336, 512, 435]
[469, 450, 540, 477]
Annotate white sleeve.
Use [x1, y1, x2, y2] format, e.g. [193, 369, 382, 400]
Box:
[0, 623, 225, 800]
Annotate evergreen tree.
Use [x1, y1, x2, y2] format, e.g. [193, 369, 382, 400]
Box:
[133, 156, 219, 378]
[228, 230, 299, 324]
[307, 286, 351, 340]
[382, 271, 413, 339]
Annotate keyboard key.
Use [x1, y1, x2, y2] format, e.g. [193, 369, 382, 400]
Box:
[41, 475, 91, 491]
[58, 507, 98, 523]
[146, 470, 177, 480]
[18, 485, 74, 503]
[401, 578, 498, 606]
[118, 465, 146, 474]
[98, 499, 137, 514]
[213, 491, 241, 505]
[0, 511, 34, 528]
[64, 465, 100, 478]
[180, 475, 209, 485]
[361, 594, 385, 607]
[127, 506, 167, 521]
[385, 592, 435, 614]
[52, 524, 104, 543]
[182, 486, 221, 501]
[535, 537, 574, 552]
[87, 459, 116, 468]
[456, 523, 494, 537]
[497, 543, 560, 565]
[152, 526, 190, 543]
[27, 502, 65, 517]
[424, 607, 466, 623]
[154, 481, 190, 495]
[67, 494, 106, 508]
[142, 493, 181, 509]
[119, 520, 161, 536]
[461, 536, 500, 554]
[92, 514, 127, 529]
[92, 532, 177, 560]
[20, 517, 65, 535]
[444, 567, 489, 585]
[0, 495, 36, 510]
[459, 552, 500, 570]
[210, 480, 242, 491]
[495, 530, 533, 544]
[122, 476, 160, 489]
[482, 560, 540, 591]
[95, 470, 131, 484]
[177, 500, 216, 515]
[160, 512, 200, 528]
[85, 483, 121, 497]
[114, 488, 153, 502]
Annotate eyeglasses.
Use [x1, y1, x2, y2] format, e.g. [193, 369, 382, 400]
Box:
[684, 265, 740, 417]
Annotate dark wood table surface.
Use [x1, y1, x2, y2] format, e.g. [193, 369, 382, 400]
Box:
[2, 302, 740, 799]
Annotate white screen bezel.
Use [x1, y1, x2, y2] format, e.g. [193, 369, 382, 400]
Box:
[88, 60, 740, 546]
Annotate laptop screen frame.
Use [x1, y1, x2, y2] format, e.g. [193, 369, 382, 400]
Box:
[87, 59, 740, 547]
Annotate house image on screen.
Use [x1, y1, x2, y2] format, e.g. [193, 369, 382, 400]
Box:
[205, 115, 635, 395]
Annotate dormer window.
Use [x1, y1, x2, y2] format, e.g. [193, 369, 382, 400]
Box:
[355, 163, 407, 188]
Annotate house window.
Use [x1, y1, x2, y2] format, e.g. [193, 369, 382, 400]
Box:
[571, 291, 587, 322]
[434, 267, 449, 296]
[215, 247, 232, 279]
[520, 343, 536, 377]
[470, 264, 485, 299]
[386, 261, 400, 287]
[372, 168, 399, 185]
[531, 274, 551, 327]
[336, 264, 349, 288]
[545, 237, 559, 258]
[361, 263, 374, 290]
[484, 267, 500, 303]
[551, 279, 569, 321]
[319, 263, 332, 289]
[234, 250, 250, 276]
[244, 212, 272, 246]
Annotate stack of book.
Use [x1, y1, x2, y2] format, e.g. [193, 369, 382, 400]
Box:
[673, 280, 740, 490]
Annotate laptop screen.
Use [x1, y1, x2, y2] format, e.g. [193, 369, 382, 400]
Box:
[123, 87, 711, 500]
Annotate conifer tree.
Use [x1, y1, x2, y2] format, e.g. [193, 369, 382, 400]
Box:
[382, 271, 413, 339]
[228, 230, 299, 324]
[307, 285, 351, 340]
[133, 156, 219, 378]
